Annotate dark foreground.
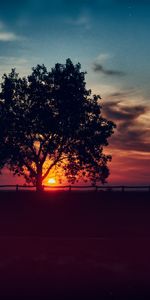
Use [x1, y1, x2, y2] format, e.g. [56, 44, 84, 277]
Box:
[0, 191, 150, 299]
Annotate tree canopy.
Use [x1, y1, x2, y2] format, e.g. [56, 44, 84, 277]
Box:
[0, 59, 115, 190]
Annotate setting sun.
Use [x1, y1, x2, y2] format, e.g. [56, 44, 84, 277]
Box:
[47, 178, 56, 185]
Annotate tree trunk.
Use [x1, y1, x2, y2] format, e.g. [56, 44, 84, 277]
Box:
[36, 165, 43, 191]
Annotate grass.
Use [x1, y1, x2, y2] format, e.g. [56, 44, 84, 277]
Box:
[0, 191, 150, 299]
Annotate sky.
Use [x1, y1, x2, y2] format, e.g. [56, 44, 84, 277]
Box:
[0, 0, 150, 185]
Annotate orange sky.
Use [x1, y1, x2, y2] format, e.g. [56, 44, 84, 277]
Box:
[107, 149, 150, 185]
[0, 149, 149, 186]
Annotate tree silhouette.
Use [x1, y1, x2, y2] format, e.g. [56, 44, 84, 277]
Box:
[0, 59, 115, 191]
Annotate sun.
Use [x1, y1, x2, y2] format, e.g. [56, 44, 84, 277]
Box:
[47, 178, 56, 185]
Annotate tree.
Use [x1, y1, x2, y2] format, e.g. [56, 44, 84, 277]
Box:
[0, 59, 115, 191]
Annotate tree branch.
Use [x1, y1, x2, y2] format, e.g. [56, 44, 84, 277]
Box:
[42, 151, 62, 181]
[24, 159, 37, 177]
[28, 133, 39, 163]
[39, 133, 56, 165]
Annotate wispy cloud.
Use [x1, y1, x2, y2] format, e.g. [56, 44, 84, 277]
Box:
[93, 62, 126, 76]
[93, 53, 126, 77]
[103, 101, 150, 153]
[104, 101, 146, 121]
[98, 85, 150, 184]
[108, 149, 150, 185]
[0, 20, 22, 42]
[108, 91, 132, 98]
[95, 53, 111, 63]
[0, 32, 21, 42]
[0, 56, 28, 65]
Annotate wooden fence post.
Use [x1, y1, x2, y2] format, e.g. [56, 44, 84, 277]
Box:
[95, 186, 98, 192]
[121, 186, 124, 192]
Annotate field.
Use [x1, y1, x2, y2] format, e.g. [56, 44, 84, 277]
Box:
[0, 191, 150, 299]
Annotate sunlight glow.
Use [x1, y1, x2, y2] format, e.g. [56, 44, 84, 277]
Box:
[48, 178, 56, 185]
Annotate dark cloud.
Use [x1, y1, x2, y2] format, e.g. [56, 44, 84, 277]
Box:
[109, 92, 126, 97]
[104, 102, 146, 121]
[93, 63, 126, 76]
[103, 101, 150, 152]
[108, 90, 134, 98]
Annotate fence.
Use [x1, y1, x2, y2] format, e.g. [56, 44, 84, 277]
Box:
[0, 185, 150, 192]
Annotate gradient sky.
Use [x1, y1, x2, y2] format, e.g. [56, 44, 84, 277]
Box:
[0, 0, 150, 185]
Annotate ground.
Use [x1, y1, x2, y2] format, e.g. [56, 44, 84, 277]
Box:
[0, 191, 150, 299]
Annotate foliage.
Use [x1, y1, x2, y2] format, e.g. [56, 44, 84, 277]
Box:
[0, 59, 115, 190]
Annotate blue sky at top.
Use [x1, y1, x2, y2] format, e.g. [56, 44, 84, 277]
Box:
[0, 0, 150, 98]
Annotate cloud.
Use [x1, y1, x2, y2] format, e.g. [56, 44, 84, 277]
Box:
[104, 101, 146, 121]
[0, 32, 20, 42]
[103, 101, 150, 153]
[108, 91, 132, 98]
[108, 149, 150, 185]
[92, 53, 126, 77]
[93, 62, 126, 76]
[95, 53, 111, 63]
[0, 56, 28, 65]
[0, 20, 21, 42]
